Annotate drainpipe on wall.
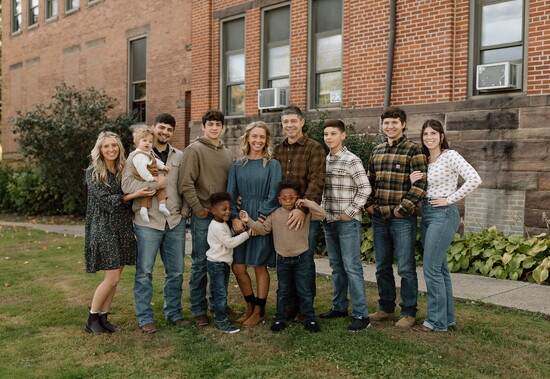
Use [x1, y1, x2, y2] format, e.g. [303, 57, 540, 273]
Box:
[384, 0, 397, 108]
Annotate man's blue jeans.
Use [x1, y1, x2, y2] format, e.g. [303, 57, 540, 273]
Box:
[372, 214, 418, 317]
[323, 219, 369, 318]
[274, 252, 316, 323]
[421, 200, 459, 331]
[189, 213, 213, 317]
[206, 260, 230, 322]
[133, 220, 186, 326]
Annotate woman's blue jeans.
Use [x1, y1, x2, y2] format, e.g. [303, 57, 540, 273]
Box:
[421, 199, 460, 331]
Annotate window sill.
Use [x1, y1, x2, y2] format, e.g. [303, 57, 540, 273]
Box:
[45, 16, 59, 24]
[11, 30, 22, 37]
[27, 24, 39, 31]
[87, 0, 103, 8]
[64, 8, 80, 16]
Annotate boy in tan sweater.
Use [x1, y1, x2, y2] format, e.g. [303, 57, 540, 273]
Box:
[240, 180, 326, 333]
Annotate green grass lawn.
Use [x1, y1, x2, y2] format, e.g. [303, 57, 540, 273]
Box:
[1, 225, 548, 378]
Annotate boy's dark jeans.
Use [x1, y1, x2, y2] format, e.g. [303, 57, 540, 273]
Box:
[206, 260, 230, 321]
[274, 252, 316, 323]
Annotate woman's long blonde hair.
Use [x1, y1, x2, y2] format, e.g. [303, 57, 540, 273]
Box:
[90, 131, 126, 185]
[238, 121, 274, 167]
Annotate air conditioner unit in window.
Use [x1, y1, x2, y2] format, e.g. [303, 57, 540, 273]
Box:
[258, 88, 289, 110]
[476, 62, 522, 91]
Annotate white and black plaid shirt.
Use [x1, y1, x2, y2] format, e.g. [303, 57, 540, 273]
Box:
[322, 147, 372, 222]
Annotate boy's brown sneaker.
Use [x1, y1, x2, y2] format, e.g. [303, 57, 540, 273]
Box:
[369, 310, 395, 321]
[395, 315, 416, 328]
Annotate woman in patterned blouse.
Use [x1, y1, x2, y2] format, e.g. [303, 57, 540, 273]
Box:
[84, 131, 154, 334]
[410, 120, 481, 332]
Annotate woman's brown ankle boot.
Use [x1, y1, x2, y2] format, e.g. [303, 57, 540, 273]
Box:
[236, 293, 255, 323]
[243, 298, 267, 327]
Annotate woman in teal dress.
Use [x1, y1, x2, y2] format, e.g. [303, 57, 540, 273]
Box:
[228, 121, 281, 326]
[85, 131, 153, 334]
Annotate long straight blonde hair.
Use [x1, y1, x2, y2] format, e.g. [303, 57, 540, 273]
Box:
[90, 131, 126, 185]
[238, 121, 274, 167]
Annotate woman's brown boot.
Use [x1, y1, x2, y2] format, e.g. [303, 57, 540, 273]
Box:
[243, 298, 267, 327]
[236, 294, 255, 323]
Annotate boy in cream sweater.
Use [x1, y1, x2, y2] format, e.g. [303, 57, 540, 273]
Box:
[240, 180, 326, 333]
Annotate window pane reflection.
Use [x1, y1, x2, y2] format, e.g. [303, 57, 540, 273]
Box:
[269, 78, 289, 89]
[481, 46, 523, 64]
[482, 0, 522, 46]
[228, 84, 245, 114]
[318, 71, 342, 105]
[228, 54, 245, 83]
[316, 34, 342, 71]
[268, 45, 290, 78]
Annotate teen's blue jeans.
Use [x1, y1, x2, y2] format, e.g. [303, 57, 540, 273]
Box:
[421, 199, 460, 331]
[189, 213, 213, 317]
[323, 219, 369, 318]
[206, 260, 230, 322]
[372, 214, 418, 317]
[133, 220, 186, 326]
[274, 252, 316, 323]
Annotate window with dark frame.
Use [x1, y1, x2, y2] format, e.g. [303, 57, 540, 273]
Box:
[12, 0, 22, 33]
[222, 17, 246, 115]
[263, 5, 290, 89]
[46, 0, 58, 19]
[311, 0, 342, 108]
[473, 0, 525, 95]
[28, 0, 39, 26]
[129, 37, 147, 123]
[66, 0, 79, 12]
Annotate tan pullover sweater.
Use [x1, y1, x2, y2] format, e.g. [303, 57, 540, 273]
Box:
[246, 199, 326, 257]
[178, 137, 233, 216]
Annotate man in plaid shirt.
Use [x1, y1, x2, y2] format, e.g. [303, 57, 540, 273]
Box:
[320, 119, 372, 331]
[365, 106, 427, 328]
[274, 105, 326, 322]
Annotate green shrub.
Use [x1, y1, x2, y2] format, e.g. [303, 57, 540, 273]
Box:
[447, 226, 550, 284]
[0, 163, 16, 212]
[12, 84, 136, 215]
[5, 166, 61, 215]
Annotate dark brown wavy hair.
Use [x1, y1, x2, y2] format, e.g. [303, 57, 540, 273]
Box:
[421, 119, 450, 157]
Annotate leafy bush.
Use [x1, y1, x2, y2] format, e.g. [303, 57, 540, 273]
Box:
[447, 226, 550, 284]
[12, 84, 136, 215]
[6, 166, 62, 215]
[0, 163, 16, 212]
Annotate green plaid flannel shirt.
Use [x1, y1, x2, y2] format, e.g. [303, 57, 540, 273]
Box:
[365, 135, 427, 220]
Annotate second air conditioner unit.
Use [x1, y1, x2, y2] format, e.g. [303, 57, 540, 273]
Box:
[476, 62, 522, 91]
[258, 88, 289, 110]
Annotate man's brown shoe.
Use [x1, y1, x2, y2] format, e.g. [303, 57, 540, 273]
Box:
[194, 314, 210, 326]
[169, 318, 190, 326]
[140, 322, 158, 334]
[396, 315, 416, 328]
[369, 310, 395, 322]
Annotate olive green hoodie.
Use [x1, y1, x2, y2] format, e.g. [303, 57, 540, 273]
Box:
[178, 136, 233, 215]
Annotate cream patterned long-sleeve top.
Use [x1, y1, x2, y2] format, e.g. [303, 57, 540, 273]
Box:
[426, 149, 482, 204]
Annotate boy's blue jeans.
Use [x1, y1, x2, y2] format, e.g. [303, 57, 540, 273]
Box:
[206, 260, 230, 322]
[274, 252, 316, 323]
[323, 219, 369, 318]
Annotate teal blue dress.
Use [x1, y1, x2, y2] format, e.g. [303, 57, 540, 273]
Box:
[227, 158, 282, 267]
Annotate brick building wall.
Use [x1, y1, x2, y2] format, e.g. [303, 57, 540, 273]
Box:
[191, 0, 549, 235]
[2, 0, 193, 158]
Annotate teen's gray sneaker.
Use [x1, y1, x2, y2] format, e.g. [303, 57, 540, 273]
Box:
[215, 319, 240, 334]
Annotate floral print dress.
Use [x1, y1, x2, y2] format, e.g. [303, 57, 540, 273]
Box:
[85, 167, 137, 273]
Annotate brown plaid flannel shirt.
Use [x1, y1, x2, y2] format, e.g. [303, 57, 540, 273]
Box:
[365, 135, 427, 220]
[274, 134, 326, 204]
